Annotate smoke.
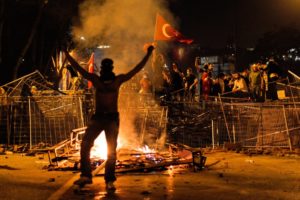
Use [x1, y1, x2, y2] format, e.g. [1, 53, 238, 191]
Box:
[73, 0, 172, 148]
[73, 0, 174, 73]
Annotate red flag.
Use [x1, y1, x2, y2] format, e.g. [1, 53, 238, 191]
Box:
[87, 52, 94, 89]
[154, 14, 193, 44]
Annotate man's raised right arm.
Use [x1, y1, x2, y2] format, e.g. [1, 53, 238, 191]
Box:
[64, 50, 96, 81]
[120, 46, 154, 82]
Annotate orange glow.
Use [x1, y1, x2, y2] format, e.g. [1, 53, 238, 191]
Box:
[178, 47, 184, 59]
[89, 131, 155, 160]
[137, 145, 155, 154]
[90, 131, 124, 160]
[167, 165, 174, 176]
[90, 131, 107, 159]
[69, 50, 75, 57]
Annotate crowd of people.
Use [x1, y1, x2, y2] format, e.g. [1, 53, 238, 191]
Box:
[154, 57, 282, 103]
[2, 50, 280, 104]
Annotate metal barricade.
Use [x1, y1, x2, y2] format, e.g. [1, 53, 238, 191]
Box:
[118, 92, 168, 149]
[213, 100, 300, 150]
[0, 96, 84, 148]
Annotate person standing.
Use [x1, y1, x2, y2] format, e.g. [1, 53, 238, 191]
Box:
[194, 57, 204, 100]
[266, 59, 280, 101]
[139, 72, 152, 94]
[64, 45, 154, 190]
[185, 67, 198, 102]
[212, 73, 225, 96]
[170, 62, 184, 101]
[249, 64, 264, 102]
[201, 64, 212, 100]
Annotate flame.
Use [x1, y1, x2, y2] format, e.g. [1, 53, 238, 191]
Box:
[136, 145, 157, 161]
[90, 131, 124, 160]
[89, 131, 156, 160]
[90, 131, 107, 159]
[137, 145, 156, 154]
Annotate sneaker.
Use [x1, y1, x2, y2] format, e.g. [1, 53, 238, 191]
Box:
[74, 176, 92, 187]
[106, 181, 116, 191]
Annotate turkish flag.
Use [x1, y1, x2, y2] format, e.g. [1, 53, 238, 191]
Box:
[154, 14, 193, 44]
[87, 52, 94, 89]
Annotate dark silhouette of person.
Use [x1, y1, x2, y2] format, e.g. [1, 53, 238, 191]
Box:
[64, 45, 154, 190]
[266, 59, 280, 101]
[185, 67, 198, 101]
[170, 62, 184, 101]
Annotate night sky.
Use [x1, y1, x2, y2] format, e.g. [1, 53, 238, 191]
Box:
[1, 0, 300, 84]
[169, 0, 300, 47]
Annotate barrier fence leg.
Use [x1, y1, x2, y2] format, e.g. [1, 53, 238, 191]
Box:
[28, 97, 32, 150]
[218, 94, 232, 143]
[282, 105, 293, 151]
[212, 120, 215, 149]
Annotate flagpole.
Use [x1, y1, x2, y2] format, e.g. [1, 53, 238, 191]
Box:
[153, 13, 159, 41]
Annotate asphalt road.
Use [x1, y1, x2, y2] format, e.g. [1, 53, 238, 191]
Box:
[1, 151, 300, 200]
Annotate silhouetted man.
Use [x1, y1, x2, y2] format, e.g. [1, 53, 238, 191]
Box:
[185, 67, 198, 101]
[64, 45, 154, 190]
[171, 62, 184, 101]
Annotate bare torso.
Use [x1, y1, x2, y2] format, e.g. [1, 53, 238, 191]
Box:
[63, 46, 154, 114]
[94, 76, 122, 113]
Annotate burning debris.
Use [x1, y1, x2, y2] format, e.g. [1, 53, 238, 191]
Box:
[29, 126, 207, 174]
[47, 145, 206, 175]
[43, 127, 207, 174]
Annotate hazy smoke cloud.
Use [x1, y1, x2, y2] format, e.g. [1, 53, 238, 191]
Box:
[73, 0, 172, 148]
[73, 0, 173, 73]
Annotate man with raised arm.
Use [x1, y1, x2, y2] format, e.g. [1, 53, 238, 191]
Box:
[64, 45, 154, 190]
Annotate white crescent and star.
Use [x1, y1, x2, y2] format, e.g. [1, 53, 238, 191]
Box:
[162, 23, 172, 38]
